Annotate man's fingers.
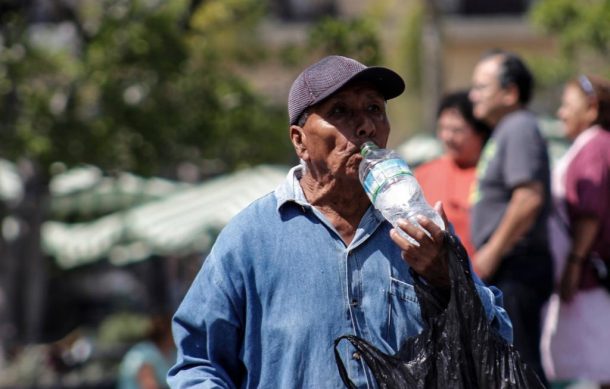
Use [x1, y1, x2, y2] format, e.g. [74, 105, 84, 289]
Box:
[392, 216, 449, 288]
[434, 201, 449, 229]
[393, 219, 430, 246]
[415, 216, 438, 237]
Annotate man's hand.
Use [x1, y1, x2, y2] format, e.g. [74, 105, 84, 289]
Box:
[474, 182, 545, 282]
[390, 202, 450, 288]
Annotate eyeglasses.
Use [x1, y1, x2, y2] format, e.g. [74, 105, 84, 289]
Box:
[578, 75, 596, 97]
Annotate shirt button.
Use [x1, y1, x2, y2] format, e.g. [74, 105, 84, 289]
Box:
[350, 299, 359, 307]
[352, 351, 361, 360]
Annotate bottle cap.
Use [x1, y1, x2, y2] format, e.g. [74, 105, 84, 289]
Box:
[360, 141, 379, 156]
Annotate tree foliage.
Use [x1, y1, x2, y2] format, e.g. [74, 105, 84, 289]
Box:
[307, 16, 382, 65]
[530, 0, 610, 63]
[0, 0, 292, 178]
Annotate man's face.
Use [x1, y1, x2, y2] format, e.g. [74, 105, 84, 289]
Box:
[469, 56, 508, 126]
[437, 108, 484, 167]
[292, 81, 390, 182]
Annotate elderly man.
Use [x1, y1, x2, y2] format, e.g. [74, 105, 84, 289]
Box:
[469, 49, 553, 385]
[168, 55, 511, 388]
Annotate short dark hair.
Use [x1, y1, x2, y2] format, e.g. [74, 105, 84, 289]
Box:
[482, 49, 534, 105]
[296, 110, 309, 127]
[437, 90, 492, 142]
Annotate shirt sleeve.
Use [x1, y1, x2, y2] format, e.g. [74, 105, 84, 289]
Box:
[501, 118, 547, 189]
[474, 282, 513, 343]
[167, 246, 245, 389]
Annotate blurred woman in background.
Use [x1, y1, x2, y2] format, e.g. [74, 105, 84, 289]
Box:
[415, 90, 491, 266]
[541, 74, 610, 389]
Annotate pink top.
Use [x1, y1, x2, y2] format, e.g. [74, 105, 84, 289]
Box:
[564, 126, 610, 261]
[541, 126, 610, 383]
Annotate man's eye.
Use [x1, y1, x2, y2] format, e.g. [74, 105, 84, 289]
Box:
[330, 106, 347, 115]
[368, 104, 382, 112]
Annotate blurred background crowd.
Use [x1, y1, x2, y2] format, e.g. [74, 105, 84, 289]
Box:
[0, 0, 609, 388]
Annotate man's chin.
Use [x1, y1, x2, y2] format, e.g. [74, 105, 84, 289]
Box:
[473, 107, 487, 121]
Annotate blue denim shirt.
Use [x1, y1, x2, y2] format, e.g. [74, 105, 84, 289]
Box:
[168, 166, 512, 389]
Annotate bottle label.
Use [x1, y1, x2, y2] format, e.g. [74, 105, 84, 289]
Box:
[362, 159, 412, 202]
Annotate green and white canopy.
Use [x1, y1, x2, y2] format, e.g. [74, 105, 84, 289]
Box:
[43, 165, 289, 268]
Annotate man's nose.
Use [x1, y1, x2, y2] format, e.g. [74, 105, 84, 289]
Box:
[468, 89, 478, 103]
[354, 111, 376, 138]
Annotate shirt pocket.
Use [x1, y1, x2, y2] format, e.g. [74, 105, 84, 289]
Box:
[385, 277, 424, 349]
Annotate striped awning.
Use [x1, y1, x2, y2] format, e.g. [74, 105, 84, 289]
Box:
[49, 165, 191, 218]
[43, 165, 290, 268]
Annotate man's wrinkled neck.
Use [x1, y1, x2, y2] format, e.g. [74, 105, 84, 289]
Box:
[299, 172, 371, 244]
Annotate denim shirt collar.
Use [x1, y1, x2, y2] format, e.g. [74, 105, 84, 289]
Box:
[275, 165, 310, 211]
[275, 164, 386, 249]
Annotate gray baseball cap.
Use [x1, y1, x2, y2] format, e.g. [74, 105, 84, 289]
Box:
[288, 55, 405, 125]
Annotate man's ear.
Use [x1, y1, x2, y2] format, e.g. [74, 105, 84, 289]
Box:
[290, 125, 308, 160]
[502, 84, 520, 107]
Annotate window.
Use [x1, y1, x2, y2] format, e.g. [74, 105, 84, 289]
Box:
[270, 0, 337, 21]
[438, 0, 534, 16]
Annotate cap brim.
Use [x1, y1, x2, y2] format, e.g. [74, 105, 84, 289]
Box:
[349, 67, 406, 100]
[312, 66, 406, 108]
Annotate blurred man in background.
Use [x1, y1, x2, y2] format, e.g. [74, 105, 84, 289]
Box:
[469, 49, 553, 386]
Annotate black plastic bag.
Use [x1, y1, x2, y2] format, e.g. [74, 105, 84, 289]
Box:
[334, 234, 544, 389]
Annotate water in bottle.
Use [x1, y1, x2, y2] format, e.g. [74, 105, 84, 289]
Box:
[359, 141, 444, 245]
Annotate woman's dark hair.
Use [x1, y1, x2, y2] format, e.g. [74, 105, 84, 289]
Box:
[437, 90, 492, 142]
[482, 49, 534, 105]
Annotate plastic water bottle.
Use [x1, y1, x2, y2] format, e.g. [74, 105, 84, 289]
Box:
[359, 141, 444, 245]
